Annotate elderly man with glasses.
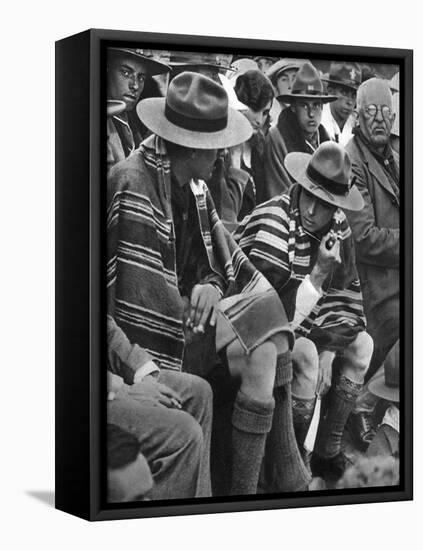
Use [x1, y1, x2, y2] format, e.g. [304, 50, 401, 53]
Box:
[343, 78, 400, 452]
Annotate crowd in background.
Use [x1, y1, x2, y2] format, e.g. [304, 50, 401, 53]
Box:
[106, 48, 400, 502]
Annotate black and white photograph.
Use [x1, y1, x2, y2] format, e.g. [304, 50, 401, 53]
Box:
[105, 45, 405, 505]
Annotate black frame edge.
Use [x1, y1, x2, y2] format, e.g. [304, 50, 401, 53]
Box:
[55, 29, 92, 521]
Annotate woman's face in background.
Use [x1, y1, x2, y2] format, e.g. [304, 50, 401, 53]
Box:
[243, 100, 272, 133]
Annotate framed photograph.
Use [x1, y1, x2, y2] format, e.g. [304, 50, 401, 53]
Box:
[55, 28, 412, 521]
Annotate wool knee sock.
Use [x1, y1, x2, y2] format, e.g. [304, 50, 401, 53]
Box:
[292, 394, 316, 470]
[264, 351, 311, 492]
[292, 395, 316, 449]
[230, 390, 275, 496]
[315, 373, 363, 459]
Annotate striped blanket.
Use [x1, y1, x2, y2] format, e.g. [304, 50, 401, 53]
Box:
[234, 184, 366, 352]
[107, 135, 290, 371]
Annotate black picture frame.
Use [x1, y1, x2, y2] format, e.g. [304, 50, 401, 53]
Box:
[55, 28, 413, 521]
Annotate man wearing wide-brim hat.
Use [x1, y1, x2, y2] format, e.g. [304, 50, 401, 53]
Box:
[320, 61, 362, 146]
[262, 61, 336, 202]
[108, 71, 309, 496]
[235, 141, 374, 483]
[107, 47, 171, 172]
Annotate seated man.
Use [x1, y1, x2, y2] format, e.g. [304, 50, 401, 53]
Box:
[235, 142, 374, 482]
[107, 423, 153, 503]
[108, 72, 308, 496]
[107, 316, 213, 500]
[262, 61, 336, 200]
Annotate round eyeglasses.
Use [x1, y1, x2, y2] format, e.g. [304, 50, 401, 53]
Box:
[364, 104, 392, 118]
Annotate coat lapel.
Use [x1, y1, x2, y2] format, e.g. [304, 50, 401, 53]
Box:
[358, 139, 399, 204]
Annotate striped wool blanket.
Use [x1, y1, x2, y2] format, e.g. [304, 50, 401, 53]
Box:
[234, 184, 366, 352]
[107, 135, 290, 371]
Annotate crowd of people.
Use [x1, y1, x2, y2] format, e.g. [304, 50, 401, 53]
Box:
[105, 48, 400, 503]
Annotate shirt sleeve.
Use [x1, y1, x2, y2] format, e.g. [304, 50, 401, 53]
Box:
[107, 315, 159, 384]
[291, 275, 323, 330]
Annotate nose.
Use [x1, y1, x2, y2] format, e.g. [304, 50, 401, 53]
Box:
[129, 77, 139, 91]
[307, 198, 316, 217]
[255, 113, 264, 127]
[375, 107, 384, 122]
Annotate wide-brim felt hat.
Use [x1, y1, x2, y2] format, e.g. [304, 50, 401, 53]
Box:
[108, 47, 171, 76]
[107, 100, 126, 117]
[369, 341, 400, 403]
[323, 61, 362, 91]
[285, 142, 364, 211]
[137, 71, 253, 149]
[279, 61, 337, 103]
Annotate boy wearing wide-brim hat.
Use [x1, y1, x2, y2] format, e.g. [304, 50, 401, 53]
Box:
[107, 47, 171, 172]
[321, 61, 362, 146]
[108, 71, 310, 496]
[235, 141, 374, 483]
[262, 61, 336, 202]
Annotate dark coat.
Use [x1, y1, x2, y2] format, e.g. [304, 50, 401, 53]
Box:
[345, 134, 400, 369]
[262, 107, 331, 201]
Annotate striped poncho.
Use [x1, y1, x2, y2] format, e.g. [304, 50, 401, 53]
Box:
[234, 184, 366, 352]
[107, 135, 289, 371]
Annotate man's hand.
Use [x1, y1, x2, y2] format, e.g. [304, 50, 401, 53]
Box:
[310, 231, 342, 291]
[316, 351, 335, 396]
[127, 376, 183, 409]
[107, 372, 124, 401]
[187, 283, 221, 334]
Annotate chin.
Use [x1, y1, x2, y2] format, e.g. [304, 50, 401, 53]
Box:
[371, 135, 389, 147]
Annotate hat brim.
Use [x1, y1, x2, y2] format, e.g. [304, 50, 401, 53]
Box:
[108, 48, 171, 76]
[285, 152, 364, 211]
[323, 77, 360, 91]
[170, 62, 235, 72]
[279, 92, 338, 104]
[107, 100, 126, 117]
[368, 375, 399, 403]
[137, 98, 253, 149]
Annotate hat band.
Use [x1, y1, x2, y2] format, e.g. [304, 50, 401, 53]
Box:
[165, 103, 228, 133]
[306, 164, 349, 197]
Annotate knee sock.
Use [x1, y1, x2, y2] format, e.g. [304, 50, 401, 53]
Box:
[315, 373, 363, 459]
[230, 390, 275, 496]
[292, 395, 316, 449]
[264, 351, 312, 492]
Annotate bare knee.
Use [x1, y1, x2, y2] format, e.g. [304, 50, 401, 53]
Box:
[293, 337, 319, 380]
[344, 331, 374, 375]
[227, 339, 277, 399]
